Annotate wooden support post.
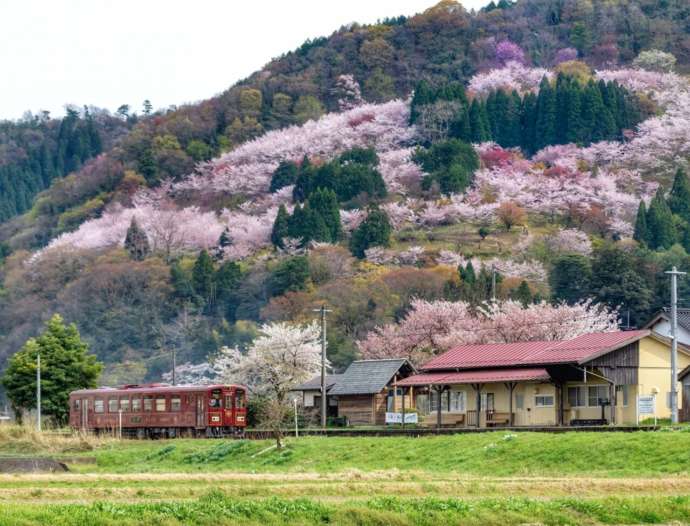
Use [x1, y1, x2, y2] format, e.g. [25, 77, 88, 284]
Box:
[610, 382, 616, 425]
[401, 386, 406, 429]
[473, 384, 483, 428]
[559, 382, 565, 427]
[436, 386, 442, 430]
[505, 382, 516, 427]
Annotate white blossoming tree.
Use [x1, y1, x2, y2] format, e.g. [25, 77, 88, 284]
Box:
[215, 322, 323, 448]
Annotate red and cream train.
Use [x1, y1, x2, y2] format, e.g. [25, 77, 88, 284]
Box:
[69, 383, 248, 438]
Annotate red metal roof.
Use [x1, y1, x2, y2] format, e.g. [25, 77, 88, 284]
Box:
[70, 384, 246, 396]
[422, 330, 650, 371]
[398, 368, 550, 386]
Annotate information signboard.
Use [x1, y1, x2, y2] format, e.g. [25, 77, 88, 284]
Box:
[385, 412, 418, 424]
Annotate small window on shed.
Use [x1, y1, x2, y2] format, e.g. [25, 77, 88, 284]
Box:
[143, 396, 153, 411]
[535, 395, 554, 407]
[108, 398, 118, 412]
[94, 399, 104, 413]
[132, 398, 141, 412]
[171, 396, 181, 411]
[155, 397, 166, 412]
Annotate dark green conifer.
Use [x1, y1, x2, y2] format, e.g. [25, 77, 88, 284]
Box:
[646, 188, 676, 249]
[271, 204, 291, 248]
[668, 168, 690, 222]
[633, 200, 649, 245]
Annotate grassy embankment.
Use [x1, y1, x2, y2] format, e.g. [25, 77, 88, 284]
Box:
[2, 426, 690, 525]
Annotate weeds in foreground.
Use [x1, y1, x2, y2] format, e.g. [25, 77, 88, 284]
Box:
[0, 423, 116, 454]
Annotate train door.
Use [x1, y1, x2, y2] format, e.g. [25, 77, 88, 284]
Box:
[81, 398, 89, 429]
[234, 388, 247, 427]
[195, 394, 205, 428]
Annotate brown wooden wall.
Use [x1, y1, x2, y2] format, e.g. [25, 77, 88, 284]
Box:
[337, 392, 388, 425]
[682, 384, 690, 423]
[585, 342, 639, 385]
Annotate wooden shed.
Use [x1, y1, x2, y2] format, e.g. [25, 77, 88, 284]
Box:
[328, 359, 416, 426]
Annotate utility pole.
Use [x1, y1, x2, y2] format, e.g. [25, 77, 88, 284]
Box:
[491, 266, 497, 302]
[36, 353, 41, 432]
[666, 266, 686, 424]
[313, 305, 331, 429]
[172, 348, 176, 386]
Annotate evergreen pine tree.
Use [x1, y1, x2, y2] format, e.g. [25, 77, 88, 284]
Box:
[469, 100, 490, 143]
[214, 227, 233, 260]
[269, 161, 299, 193]
[668, 168, 690, 222]
[633, 200, 649, 245]
[302, 203, 331, 243]
[646, 188, 676, 249]
[520, 93, 538, 154]
[215, 261, 242, 320]
[564, 83, 583, 144]
[271, 204, 290, 248]
[307, 188, 342, 242]
[549, 254, 592, 305]
[124, 217, 150, 261]
[192, 250, 215, 304]
[349, 205, 392, 258]
[512, 280, 533, 307]
[534, 77, 557, 151]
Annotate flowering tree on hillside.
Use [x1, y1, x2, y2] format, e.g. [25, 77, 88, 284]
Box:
[358, 299, 617, 365]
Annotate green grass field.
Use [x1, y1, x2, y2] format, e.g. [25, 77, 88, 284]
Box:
[2, 429, 690, 525]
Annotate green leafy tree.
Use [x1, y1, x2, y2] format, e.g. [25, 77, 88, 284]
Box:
[269, 161, 299, 193]
[633, 200, 649, 245]
[192, 250, 215, 304]
[271, 205, 291, 248]
[549, 254, 592, 305]
[1, 314, 102, 424]
[349, 205, 392, 258]
[512, 280, 533, 307]
[414, 139, 479, 195]
[668, 168, 690, 222]
[124, 217, 150, 261]
[170, 260, 195, 301]
[646, 188, 676, 249]
[270, 256, 310, 296]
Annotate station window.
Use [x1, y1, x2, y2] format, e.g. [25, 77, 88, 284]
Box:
[143, 396, 153, 411]
[588, 385, 609, 407]
[108, 398, 118, 412]
[132, 398, 141, 412]
[155, 397, 166, 412]
[119, 398, 130, 412]
[535, 395, 554, 407]
[94, 399, 104, 413]
[568, 386, 586, 407]
[171, 396, 181, 411]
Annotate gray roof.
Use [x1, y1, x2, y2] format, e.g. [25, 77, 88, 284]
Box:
[329, 359, 415, 396]
[645, 308, 690, 332]
[293, 374, 343, 392]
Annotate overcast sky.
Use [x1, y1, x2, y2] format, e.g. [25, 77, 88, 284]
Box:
[0, 0, 489, 120]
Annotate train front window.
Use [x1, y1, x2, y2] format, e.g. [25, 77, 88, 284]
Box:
[209, 389, 222, 408]
[225, 395, 233, 409]
[235, 390, 245, 410]
[73, 399, 80, 410]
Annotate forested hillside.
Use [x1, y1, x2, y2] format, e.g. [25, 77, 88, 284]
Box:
[1, 0, 689, 385]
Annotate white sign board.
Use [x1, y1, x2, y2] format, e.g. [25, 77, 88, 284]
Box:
[638, 395, 655, 415]
[385, 412, 418, 424]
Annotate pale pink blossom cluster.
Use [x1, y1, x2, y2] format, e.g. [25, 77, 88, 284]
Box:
[595, 68, 684, 100]
[381, 200, 418, 229]
[38, 201, 276, 261]
[468, 61, 553, 98]
[334, 74, 363, 111]
[364, 246, 424, 266]
[358, 298, 618, 365]
[544, 228, 593, 256]
[340, 209, 366, 233]
[444, 253, 547, 282]
[177, 100, 417, 196]
[377, 148, 425, 195]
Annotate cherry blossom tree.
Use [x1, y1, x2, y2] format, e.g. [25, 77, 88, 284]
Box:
[214, 322, 323, 448]
[358, 299, 618, 365]
[495, 40, 526, 66]
[468, 62, 552, 97]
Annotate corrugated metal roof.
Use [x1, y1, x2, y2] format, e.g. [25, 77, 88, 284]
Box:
[422, 330, 650, 371]
[70, 384, 245, 396]
[293, 374, 343, 392]
[645, 308, 690, 333]
[398, 368, 550, 386]
[329, 359, 413, 396]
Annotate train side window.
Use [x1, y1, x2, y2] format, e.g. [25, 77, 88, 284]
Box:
[155, 397, 166, 412]
[144, 396, 153, 411]
[235, 390, 245, 409]
[132, 398, 141, 412]
[94, 399, 104, 413]
[119, 398, 130, 412]
[170, 396, 181, 411]
[108, 398, 118, 412]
